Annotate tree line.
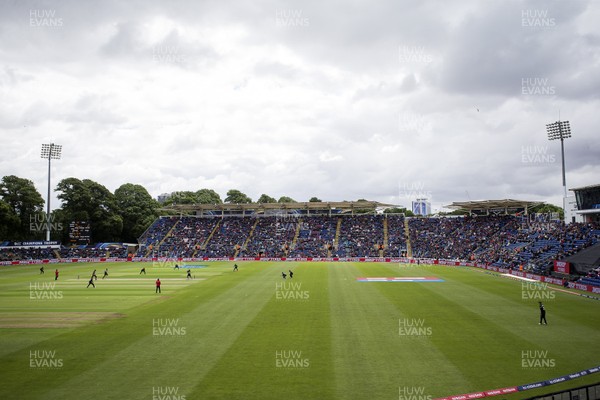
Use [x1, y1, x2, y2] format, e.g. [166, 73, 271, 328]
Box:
[0, 175, 324, 243]
[164, 189, 320, 205]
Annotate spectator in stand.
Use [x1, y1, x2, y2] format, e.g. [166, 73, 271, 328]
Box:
[201, 217, 254, 258]
[2, 214, 598, 284]
[337, 215, 384, 257]
[288, 215, 337, 258]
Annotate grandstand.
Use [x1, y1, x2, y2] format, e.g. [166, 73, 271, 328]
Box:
[130, 201, 600, 285]
[0, 242, 129, 261]
[2, 199, 600, 286]
[571, 183, 600, 223]
[445, 199, 543, 216]
[2, 199, 600, 400]
[566, 243, 600, 275]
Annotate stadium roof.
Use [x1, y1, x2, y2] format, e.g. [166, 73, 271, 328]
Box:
[570, 183, 600, 192]
[159, 200, 395, 215]
[445, 199, 543, 214]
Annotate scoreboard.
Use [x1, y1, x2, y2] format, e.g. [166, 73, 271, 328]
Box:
[69, 221, 91, 245]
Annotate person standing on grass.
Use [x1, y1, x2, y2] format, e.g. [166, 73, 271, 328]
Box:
[289, 270, 293, 279]
[281, 271, 287, 279]
[102, 268, 108, 279]
[539, 302, 547, 325]
[186, 269, 192, 280]
[40, 266, 44, 274]
[140, 267, 146, 275]
[87, 276, 95, 288]
[155, 278, 161, 293]
[55, 269, 59, 281]
[233, 264, 238, 271]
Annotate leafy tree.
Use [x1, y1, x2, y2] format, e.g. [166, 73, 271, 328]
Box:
[437, 209, 468, 216]
[56, 178, 123, 242]
[163, 189, 222, 206]
[49, 208, 70, 243]
[115, 183, 158, 242]
[0, 175, 44, 239]
[353, 199, 375, 214]
[277, 196, 296, 203]
[531, 203, 564, 220]
[257, 194, 277, 203]
[383, 207, 415, 217]
[196, 189, 222, 204]
[309, 197, 322, 202]
[55, 178, 90, 214]
[0, 199, 20, 240]
[164, 191, 198, 206]
[225, 189, 252, 204]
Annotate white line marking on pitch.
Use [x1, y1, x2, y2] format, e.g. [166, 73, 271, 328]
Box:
[500, 273, 537, 282]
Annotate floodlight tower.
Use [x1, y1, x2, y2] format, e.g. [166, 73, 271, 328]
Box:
[40, 143, 62, 241]
[546, 120, 571, 198]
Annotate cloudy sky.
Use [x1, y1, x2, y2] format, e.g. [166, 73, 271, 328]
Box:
[1, 0, 599, 212]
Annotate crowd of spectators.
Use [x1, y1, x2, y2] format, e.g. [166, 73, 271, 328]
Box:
[155, 218, 218, 258]
[0, 245, 129, 261]
[577, 266, 600, 287]
[3, 214, 600, 280]
[239, 216, 297, 258]
[59, 246, 128, 259]
[288, 216, 337, 258]
[410, 215, 517, 261]
[384, 215, 407, 257]
[473, 220, 600, 275]
[337, 215, 384, 257]
[136, 216, 179, 256]
[0, 247, 55, 261]
[200, 217, 255, 258]
[409, 215, 600, 275]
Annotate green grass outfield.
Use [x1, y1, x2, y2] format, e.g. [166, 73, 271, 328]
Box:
[0, 261, 598, 399]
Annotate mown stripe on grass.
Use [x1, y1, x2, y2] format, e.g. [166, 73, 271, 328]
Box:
[431, 266, 600, 386]
[329, 263, 468, 400]
[188, 262, 335, 400]
[0, 262, 266, 400]
[29, 263, 276, 400]
[371, 264, 600, 396]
